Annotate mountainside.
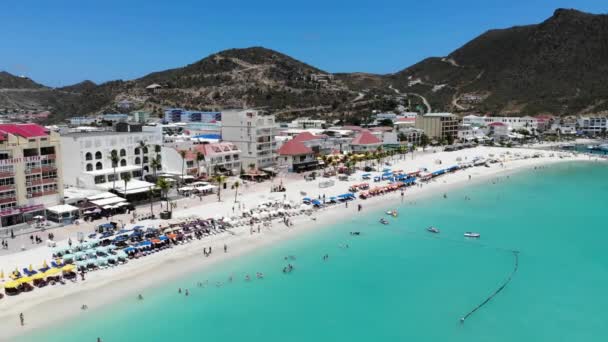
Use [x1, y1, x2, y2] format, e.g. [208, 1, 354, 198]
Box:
[2, 8, 608, 121]
[389, 8, 608, 115]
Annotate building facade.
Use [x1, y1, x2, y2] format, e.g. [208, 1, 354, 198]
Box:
[163, 108, 221, 123]
[577, 117, 607, 135]
[276, 139, 318, 173]
[162, 142, 242, 177]
[130, 111, 151, 124]
[0, 124, 64, 228]
[415, 113, 461, 140]
[221, 110, 276, 169]
[60, 125, 162, 188]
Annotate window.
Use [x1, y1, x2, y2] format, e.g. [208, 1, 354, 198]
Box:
[135, 157, 141, 165]
[107, 174, 116, 182]
[95, 151, 102, 160]
[42, 171, 57, 179]
[94, 175, 106, 184]
[120, 159, 127, 167]
[85, 152, 92, 161]
[143, 156, 149, 164]
[96, 162, 103, 170]
[120, 149, 126, 157]
[120, 172, 131, 180]
[86, 164, 93, 171]
[142, 147, 148, 154]
[0, 178, 15, 186]
[134, 148, 140, 155]
[132, 170, 142, 178]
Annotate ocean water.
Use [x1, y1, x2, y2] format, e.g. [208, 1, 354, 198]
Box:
[23, 162, 608, 342]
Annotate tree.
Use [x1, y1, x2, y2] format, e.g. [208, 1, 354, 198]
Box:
[446, 134, 455, 146]
[156, 178, 171, 212]
[420, 134, 430, 151]
[248, 163, 256, 172]
[233, 180, 240, 203]
[195, 151, 205, 177]
[150, 155, 161, 178]
[213, 174, 227, 202]
[108, 150, 120, 190]
[178, 150, 188, 185]
[378, 118, 394, 127]
[138, 141, 147, 180]
[122, 173, 132, 197]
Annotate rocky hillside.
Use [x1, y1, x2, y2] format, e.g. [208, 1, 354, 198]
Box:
[389, 8, 608, 115]
[2, 8, 608, 121]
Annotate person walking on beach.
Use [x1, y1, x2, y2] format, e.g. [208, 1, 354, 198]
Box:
[358, 204, 362, 212]
[19, 313, 24, 326]
[224, 244, 228, 253]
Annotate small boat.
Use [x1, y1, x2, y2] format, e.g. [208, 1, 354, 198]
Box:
[379, 219, 389, 225]
[464, 232, 480, 238]
[426, 226, 440, 233]
[385, 210, 398, 217]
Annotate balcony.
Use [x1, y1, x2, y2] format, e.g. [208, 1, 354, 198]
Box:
[30, 178, 57, 186]
[0, 171, 14, 178]
[28, 190, 58, 198]
[0, 197, 16, 204]
[0, 184, 15, 192]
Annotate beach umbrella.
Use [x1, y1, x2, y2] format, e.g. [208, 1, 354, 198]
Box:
[45, 268, 60, 277]
[18, 277, 32, 284]
[74, 252, 85, 260]
[62, 264, 76, 272]
[32, 273, 45, 280]
[42, 260, 48, 269]
[4, 280, 19, 289]
[76, 261, 88, 268]
[63, 254, 75, 262]
[96, 258, 108, 266]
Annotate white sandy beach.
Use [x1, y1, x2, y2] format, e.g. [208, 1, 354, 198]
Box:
[0, 145, 601, 339]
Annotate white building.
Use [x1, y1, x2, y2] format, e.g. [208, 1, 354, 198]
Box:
[458, 124, 487, 141]
[289, 118, 326, 129]
[60, 125, 162, 190]
[221, 110, 276, 169]
[69, 117, 97, 126]
[463, 115, 538, 130]
[162, 142, 241, 177]
[577, 117, 607, 135]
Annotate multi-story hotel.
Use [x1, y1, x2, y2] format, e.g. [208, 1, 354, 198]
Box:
[60, 124, 162, 190]
[415, 113, 461, 140]
[221, 110, 276, 169]
[0, 124, 63, 228]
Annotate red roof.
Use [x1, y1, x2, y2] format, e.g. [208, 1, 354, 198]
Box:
[181, 142, 239, 159]
[277, 139, 313, 156]
[351, 130, 382, 145]
[370, 127, 393, 132]
[0, 124, 49, 138]
[488, 122, 506, 127]
[396, 117, 415, 122]
[292, 132, 327, 142]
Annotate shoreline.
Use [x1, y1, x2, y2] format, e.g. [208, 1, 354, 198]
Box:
[0, 147, 601, 339]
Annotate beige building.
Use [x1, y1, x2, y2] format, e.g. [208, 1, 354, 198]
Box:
[221, 109, 276, 169]
[415, 113, 461, 140]
[0, 124, 64, 228]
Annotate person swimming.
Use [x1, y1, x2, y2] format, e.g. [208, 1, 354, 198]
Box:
[137, 294, 143, 300]
[245, 275, 251, 281]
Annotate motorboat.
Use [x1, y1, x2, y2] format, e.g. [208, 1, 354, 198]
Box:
[426, 226, 440, 233]
[379, 218, 389, 225]
[386, 209, 398, 217]
[464, 232, 480, 238]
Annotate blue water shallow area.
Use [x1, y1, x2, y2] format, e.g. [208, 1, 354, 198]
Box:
[23, 162, 608, 342]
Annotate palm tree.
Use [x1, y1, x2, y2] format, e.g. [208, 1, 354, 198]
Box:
[122, 173, 132, 198]
[150, 155, 161, 178]
[233, 180, 240, 203]
[213, 174, 227, 202]
[248, 163, 256, 172]
[108, 150, 119, 190]
[178, 150, 188, 185]
[156, 178, 171, 211]
[195, 151, 205, 178]
[138, 140, 147, 180]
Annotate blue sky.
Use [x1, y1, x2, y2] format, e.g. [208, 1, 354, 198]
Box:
[1, 0, 605, 86]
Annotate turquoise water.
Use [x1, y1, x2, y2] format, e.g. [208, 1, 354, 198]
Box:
[23, 162, 608, 342]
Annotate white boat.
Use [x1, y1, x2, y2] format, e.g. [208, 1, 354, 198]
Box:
[464, 232, 480, 238]
[426, 226, 440, 233]
[379, 219, 389, 225]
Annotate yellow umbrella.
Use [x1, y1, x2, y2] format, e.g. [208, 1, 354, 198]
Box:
[1, 269, 4, 279]
[3, 280, 20, 289]
[29, 264, 33, 272]
[62, 264, 75, 272]
[32, 273, 45, 280]
[42, 260, 48, 269]
[17, 277, 32, 284]
[44, 268, 60, 276]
